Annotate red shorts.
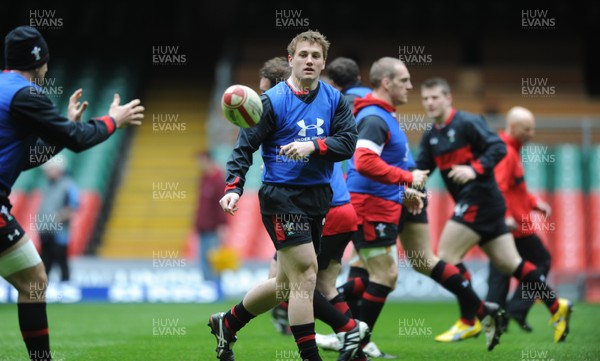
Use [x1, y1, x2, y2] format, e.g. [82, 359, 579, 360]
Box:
[323, 202, 358, 236]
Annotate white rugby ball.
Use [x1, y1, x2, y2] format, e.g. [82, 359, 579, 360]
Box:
[221, 85, 263, 128]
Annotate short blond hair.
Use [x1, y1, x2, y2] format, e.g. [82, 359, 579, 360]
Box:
[287, 30, 330, 60]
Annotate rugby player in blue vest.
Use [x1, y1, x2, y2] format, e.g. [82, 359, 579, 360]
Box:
[415, 77, 572, 348]
[259, 55, 370, 361]
[345, 57, 429, 356]
[209, 31, 358, 361]
[0, 26, 144, 361]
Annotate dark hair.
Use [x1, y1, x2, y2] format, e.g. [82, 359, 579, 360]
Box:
[327, 57, 360, 89]
[259, 57, 290, 87]
[421, 77, 451, 95]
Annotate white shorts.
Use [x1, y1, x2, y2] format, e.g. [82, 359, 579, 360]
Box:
[0, 240, 42, 278]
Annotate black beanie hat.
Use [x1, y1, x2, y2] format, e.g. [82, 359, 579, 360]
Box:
[4, 26, 50, 70]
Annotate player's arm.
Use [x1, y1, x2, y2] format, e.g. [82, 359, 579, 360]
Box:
[224, 95, 276, 197]
[354, 115, 416, 184]
[11, 87, 117, 155]
[415, 130, 437, 174]
[494, 148, 517, 225]
[467, 116, 507, 176]
[23, 138, 65, 169]
[310, 95, 357, 162]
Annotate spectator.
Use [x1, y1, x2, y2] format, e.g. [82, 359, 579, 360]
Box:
[195, 151, 227, 282]
[37, 156, 79, 282]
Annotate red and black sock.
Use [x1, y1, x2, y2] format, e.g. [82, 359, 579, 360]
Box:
[329, 293, 353, 318]
[359, 282, 391, 334]
[224, 302, 256, 334]
[18, 302, 50, 361]
[431, 260, 483, 324]
[337, 266, 369, 317]
[290, 323, 322, 361]
[314, 291, 356, 333]
[455, 262, 472, 282]
[513, 260, 559, 314]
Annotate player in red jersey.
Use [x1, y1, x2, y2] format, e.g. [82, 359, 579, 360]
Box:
[487, 106, 553, 332]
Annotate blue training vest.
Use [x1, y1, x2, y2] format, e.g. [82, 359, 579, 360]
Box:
[346, 105, 411, 204]
[330, 162, 351, 206]
[0, 72, 41, 192]
[344, 86, 371, 98]
[262, 81, 340, 186]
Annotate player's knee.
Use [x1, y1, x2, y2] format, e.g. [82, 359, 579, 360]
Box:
[494, 259, 519, 275]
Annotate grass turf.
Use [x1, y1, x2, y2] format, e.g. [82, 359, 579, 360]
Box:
[0, 301, 598, 360]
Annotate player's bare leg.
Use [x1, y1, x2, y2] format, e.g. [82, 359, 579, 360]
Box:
[437, 220, 479, 264]
[2, 236, 51, 361]
[268, 256, 291, 334]
[277, 243, 322, 360]
[482, 234, 573, 343]
[316, 260, 341, 300]
[399, 222, 437, 275]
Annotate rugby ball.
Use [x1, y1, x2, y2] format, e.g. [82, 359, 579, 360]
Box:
[221, 85, 263, 128]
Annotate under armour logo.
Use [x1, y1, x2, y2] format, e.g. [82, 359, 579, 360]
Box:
[7, 229, 21, 242]
[297, 118, 324, 137]
[375, 223, 387, 238]
[454, 203, 469, 217]
[31, 46, 42, 61]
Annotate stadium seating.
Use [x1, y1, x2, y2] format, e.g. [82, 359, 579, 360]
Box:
[98, 81, 206, 258]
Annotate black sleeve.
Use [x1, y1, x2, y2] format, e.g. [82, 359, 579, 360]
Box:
[10, 87, 116, 153]
[415, 130, 437, 173]
[311, 94, 357, 162]
[23, 139, 65, 170]
[225, 95, 276, 196]
[466, 116, 507, 176]
[357, 115, 389, 148]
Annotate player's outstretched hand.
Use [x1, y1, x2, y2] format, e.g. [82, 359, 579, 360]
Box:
[411, 169, 430, 188]
[109, 93, 145, 128]
[220, 193, 240, 216]
[68, 89, 88, 122]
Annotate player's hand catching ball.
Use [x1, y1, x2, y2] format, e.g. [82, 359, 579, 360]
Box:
[109, 93, 145, 128]
[220, 193, 240, 216]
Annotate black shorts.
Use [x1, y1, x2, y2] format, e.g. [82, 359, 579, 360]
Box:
[353, 223, 398, 250]
[318, 231, 354, 270]
[398, 197, 429, 233]
[451, 200, 508, 245]
[262, 213, 325, 252]
[0, 197, 26, 253]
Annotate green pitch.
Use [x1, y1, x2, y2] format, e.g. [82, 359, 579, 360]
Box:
[0, 302, 598, 360]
